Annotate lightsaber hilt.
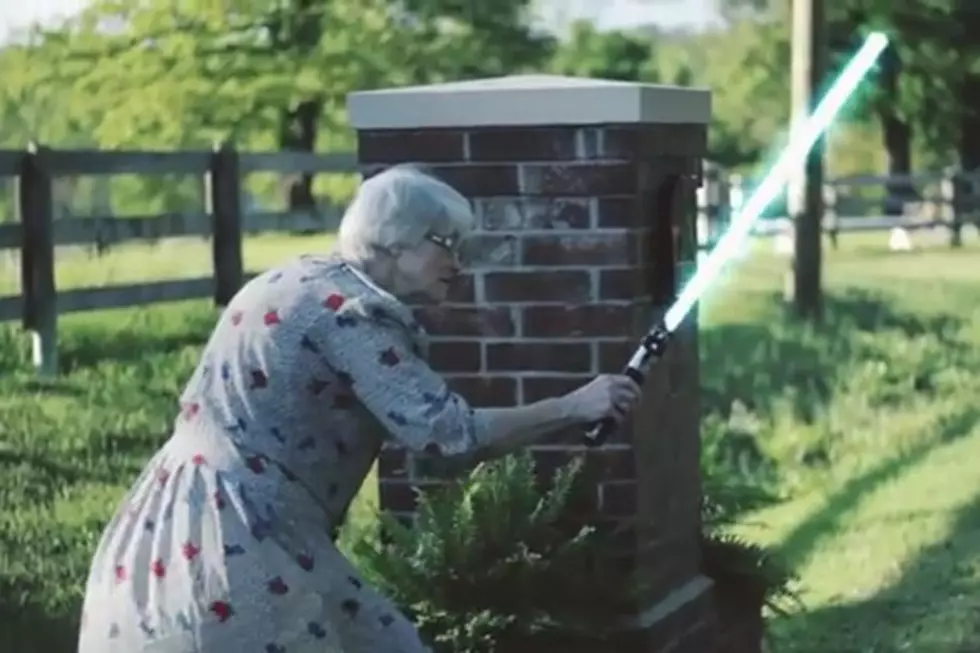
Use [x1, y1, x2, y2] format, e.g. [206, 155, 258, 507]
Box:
[583, 321, 672, 448]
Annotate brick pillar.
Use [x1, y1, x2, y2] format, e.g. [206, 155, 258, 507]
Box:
[348, 75, 715, 652]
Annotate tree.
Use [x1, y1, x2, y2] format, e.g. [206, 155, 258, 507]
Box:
[712, 0, 970, 188]
[548, 20, 657, 81]
[786, 0, 827, 321]
[23, 0, 554, 211]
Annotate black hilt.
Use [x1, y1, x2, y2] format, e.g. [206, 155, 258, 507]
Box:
[583, 322, 672, 447]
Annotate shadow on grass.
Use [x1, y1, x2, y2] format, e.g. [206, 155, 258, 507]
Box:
[0, 523, 108, 652]
[0, 448, 125, 491]
[0, 428, 154, 492]
[19, 380, 89, 399]
[0, 602, 80, 652]
[774, 405, 980, 571]
[0, 434, 160, 653]
[770, 478, 980, 653]
[699, 286, 965, 422]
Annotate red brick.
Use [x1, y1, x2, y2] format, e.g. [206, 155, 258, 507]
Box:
[636, 227, 660, 268]
[599, 267, 649, 301]
[522, 232, 637, 267]
[411, 454, 476, 481]
[414, 306, 515, 337]
[521, 163, 636, 196]
[532, 448, 636, 484]
[522, 375, 589, 403]
[597, 340, 636, 373]
[534, 424, 595, 447]
[460, 233, 518, 267]
[659, 536, 703, 590]
[596, 197, 640, 228]
[522, 304, 632, 338]
[445, 273, 476, 303]
[355, 117, 709, 635]
[379, 481, 418, 512]
[446, 375, 517, 407]
[537, 415, 637, 447]
[357, 164, 390, 181]
[427, 341, 482, 372]
[357, 129, 465, 163]
[583, 125, 709, 160]
[568, 483, 601, 515]
[485, 342, 593, 373]
[601, 481, 638, 517]
[427, 164, 519, 196]
[483, 270, 591, 303]
[466, 127, 578, 162]
[480, 197, 592, 231]
[377, 447, 408, 478]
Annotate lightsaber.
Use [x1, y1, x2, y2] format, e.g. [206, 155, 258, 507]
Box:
[584, 31, 890, 447]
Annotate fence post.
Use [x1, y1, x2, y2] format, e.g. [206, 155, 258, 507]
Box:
[728, 172, 744, 214]
[940, 167, 962, 248]
[206, 141, 244, 306]
[18, 142, 58, 376]
[823, 182, 839, 249]
[697, 161, 724, 250]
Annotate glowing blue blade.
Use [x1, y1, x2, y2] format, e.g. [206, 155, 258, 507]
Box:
[664, 32, 889, 332]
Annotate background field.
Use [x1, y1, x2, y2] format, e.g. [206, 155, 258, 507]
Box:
[1, 232, 978, 651]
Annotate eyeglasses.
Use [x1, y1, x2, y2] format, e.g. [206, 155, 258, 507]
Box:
[425, 231, 463, 262]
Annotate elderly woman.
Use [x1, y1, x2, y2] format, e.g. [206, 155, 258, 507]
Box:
[77, 165, 641, 653]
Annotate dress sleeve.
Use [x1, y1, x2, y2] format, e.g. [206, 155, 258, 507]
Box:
[306, 294, 491, 458]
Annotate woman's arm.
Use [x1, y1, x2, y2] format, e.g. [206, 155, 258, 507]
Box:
[310, 293, 638, 461]
[459, 373, 638, 464]
[469, 398, 580, 461]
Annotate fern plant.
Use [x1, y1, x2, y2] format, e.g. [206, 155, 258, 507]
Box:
[348, 452, 646, 653]
[700, 473, 801, 618]
[700, 530, 801, 618]
[347, 451, 800, 652]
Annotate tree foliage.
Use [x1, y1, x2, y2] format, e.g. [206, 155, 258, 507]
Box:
[549, 20, 657, 82]
[0, 0, 973, 215]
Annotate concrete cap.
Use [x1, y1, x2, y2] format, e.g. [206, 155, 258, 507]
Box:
[348, 74, 712, 130]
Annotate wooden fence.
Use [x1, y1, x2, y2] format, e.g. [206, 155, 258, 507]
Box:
[1, 144, 977, 376]
[0, 143, 356, 375]
[696, 163, 980, 250]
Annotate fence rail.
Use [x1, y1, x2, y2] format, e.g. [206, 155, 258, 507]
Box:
[35, 148, 215, 176]
[0, 151, 21, 177]
[0, 143, 355, 375]
[0, 208, 343, 250]
[1, 144, 978, 376]
[696, 163, 980, 250]
[0, 277, 219, 323]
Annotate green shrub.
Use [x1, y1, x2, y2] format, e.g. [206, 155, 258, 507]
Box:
[348, 451, 797, 652]
[348, 453, 649, 652]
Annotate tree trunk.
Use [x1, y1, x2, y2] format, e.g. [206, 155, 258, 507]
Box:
[878, 111, 914, 216]
[269, 0, 323, 212]
[278, 99, 321, 211]
[952, 74, 980, 247]
[958, 77, 980, 172]
[875, 45, 916, 216]
[786, 0, 826, 323]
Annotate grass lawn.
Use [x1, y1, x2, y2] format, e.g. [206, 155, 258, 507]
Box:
[1, 229, 978, 651]
[705, 237, 980, 652]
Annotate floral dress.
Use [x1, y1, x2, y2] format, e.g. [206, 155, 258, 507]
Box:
[77, 255, 492, 653]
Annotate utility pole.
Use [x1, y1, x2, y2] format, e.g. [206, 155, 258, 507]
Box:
[785, 0, 827, 321]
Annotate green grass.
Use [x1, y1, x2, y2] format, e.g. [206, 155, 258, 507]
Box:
[1, 230, 978, 651]
[0, 232, 380, 649]
[702, 237, 980, 652]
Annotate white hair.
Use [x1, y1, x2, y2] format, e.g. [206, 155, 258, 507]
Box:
[336, 164, 476, 263]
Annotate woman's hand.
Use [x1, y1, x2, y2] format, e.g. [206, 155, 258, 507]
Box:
[563, 374, 642, 424]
